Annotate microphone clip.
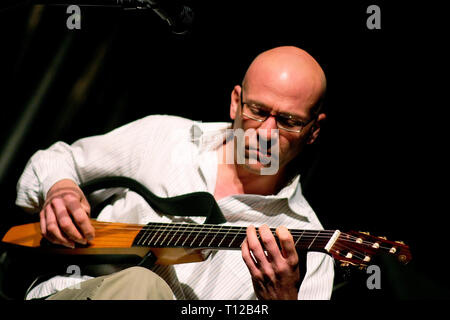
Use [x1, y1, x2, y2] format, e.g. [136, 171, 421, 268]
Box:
[133, 0, 194, 35]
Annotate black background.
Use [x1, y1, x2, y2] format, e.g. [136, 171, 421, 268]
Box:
[0, 0, 449, 301]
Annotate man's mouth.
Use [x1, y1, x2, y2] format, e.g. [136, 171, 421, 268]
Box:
[247, 147, 271, 156]
[245, 147, 277, 165]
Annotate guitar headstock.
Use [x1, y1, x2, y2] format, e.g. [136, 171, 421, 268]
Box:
[329, 231, 412, 269]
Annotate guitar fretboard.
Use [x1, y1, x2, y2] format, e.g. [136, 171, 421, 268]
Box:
[132, 222, 334, 252]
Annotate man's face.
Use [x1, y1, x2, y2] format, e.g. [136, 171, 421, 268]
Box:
[230, 84, 320, 176]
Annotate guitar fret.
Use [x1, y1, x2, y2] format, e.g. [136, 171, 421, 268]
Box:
[190, 225, 205, 247]
[136, 228, 148, 246]
[307, 231, 320, 250]
[207, 225, 222, 247]
[152, 224, 170, 246]
[228, 227, 245, 248]
[168, 224, 185, 247]
[217, 226, 231, 248]
[198, 225, 213, 247]
[158, 224, 174, 246]
[140, 224, 157, 245]
[294, 230, 305, 246]
[181, 225, 196, 247]
[146, 224, 164, 246]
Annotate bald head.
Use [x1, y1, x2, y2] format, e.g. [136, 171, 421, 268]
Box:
[242, 46, 326, 114]
[228, 46, 328, 180]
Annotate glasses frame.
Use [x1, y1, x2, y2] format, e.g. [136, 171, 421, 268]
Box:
[240, 88, 316, 133]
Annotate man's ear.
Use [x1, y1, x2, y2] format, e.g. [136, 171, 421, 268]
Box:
[307, 113, 326, 145]
[230, 85, 241, 120]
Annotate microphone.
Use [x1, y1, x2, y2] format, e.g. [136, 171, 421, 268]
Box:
[1, 0, 194, 35]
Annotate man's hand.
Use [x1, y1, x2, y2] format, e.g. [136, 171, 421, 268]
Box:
[39, 179, 95, 248]
[241, 225, 300, 300]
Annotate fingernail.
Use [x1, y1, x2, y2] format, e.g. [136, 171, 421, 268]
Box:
[64, 243, 75, 249]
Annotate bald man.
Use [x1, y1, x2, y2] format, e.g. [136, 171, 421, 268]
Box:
[16, 46, 334, 300]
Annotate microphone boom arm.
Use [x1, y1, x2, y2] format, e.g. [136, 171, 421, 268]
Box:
[2, 0, 193, 34]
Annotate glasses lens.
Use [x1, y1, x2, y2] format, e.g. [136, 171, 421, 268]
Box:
[277, 116, 303, 132]
[242, 103, 305, 133]
[244, 104, 270, 120]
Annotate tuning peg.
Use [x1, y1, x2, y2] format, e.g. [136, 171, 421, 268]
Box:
[340, 262, 350, 267]
[378, 236, 387, 240]
[359, 231, 370, 235]
[395, 240, 405, 245]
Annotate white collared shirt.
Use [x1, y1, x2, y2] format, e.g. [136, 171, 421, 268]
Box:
[16, 115, 335, 300]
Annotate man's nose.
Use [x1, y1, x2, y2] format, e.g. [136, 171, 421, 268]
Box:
[257, 116, 278, 147]
[258, 115, 278, 138]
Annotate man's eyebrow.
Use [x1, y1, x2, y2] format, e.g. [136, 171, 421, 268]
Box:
[244, 98, 271, 110]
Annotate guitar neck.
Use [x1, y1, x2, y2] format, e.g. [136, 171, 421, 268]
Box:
[132, 222, 338, 253]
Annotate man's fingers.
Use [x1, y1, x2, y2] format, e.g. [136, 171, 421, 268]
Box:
[51, 197, 86, 244]
[276, 226, 299, 267]
[241, 224, 302, 300]
[40, 180, 93, 247]
[44, 205, 75, 248]
[39, 209, 47, 237]
[245, 225, 275, 279]
[80, 196, 91, 217]
[241, 237, 263, 279]
[258, 225, 284, 263]
[66, 196, 95, 241]
[245, 225, 266, 264]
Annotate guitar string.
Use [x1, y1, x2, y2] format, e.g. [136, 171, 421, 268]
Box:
[81, 231, 374, 264]
[89, 224, 329, 246]
[79, 221, 395, 261]
[90, 221, 391, 248]
[89, 223, 395, 251]
[91, 219, 392, 246]
[91, 221, 336, 235]
[91, 221, 390, 247]
[90, 224, 335, 239]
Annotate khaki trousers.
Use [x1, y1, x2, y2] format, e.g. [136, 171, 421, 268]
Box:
[47, 266, 173, 300]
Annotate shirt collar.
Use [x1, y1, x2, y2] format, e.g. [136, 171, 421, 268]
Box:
[276, 174, 300, 199]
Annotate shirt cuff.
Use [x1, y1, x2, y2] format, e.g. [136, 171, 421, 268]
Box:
[41, 174, 80, 201]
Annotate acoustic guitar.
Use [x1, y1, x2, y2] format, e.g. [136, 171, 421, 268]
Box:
[1, 219, 411, 268]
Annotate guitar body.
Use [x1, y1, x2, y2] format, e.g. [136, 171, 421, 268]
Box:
[1, 221, 207, 265]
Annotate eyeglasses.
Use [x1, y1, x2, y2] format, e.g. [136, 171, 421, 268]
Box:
[240, 89, 316, 133]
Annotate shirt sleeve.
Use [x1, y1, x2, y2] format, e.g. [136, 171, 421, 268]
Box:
[298, 252, 335, 299]
[15, 115, 174, 213]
